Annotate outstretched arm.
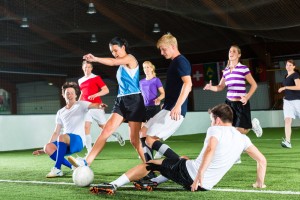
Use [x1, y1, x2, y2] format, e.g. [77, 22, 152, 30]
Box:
[83, 53, 136, 68]
[203, 78, 226, 92]
[245, 145, 267, 188]
[191, 136, 218, 191]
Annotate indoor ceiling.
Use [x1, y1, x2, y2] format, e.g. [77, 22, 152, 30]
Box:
[0, 0, 300, 84]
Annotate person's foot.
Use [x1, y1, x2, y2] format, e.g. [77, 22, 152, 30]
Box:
[90, 183, 117, 195]
[133, 179, 158, 191]
[67, 156, 88, 168]
[281, 138, 292, 148]
[112, 132, 125, 146]
[46, 167, 63, 178]
[252, 118, 263, 137]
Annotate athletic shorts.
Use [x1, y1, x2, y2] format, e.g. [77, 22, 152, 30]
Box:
[145, 105, 161, 121]
[85, 109, 106, 125]
[146, 158, 207, 191]
[145, 109, 184, 141]
[112, 93, 146, 122]
[52, 133, 83, 155]
[225, 99, 252, 129]
[283, 99, 300, 119]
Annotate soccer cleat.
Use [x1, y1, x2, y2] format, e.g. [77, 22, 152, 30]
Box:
[252, 118, 263, 137]
[67, 156, 88, 168]
[112, 132, 125, 146]
[281, 138, 292, 148]
[154, 151, 163, 159]
[46, 167, 63, 178]
[90, 183, 117, 195]
[133, 179, 158, 191]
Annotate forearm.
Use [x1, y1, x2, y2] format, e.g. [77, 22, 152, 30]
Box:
[95, 57, 116, 66]
[174, 82, 192, 108]
[245, 84, 257, 100]
[49, 132, 59, 143]
[256, 159, 267, 186]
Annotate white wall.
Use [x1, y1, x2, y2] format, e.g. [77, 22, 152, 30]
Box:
[1, 110, 298, 151]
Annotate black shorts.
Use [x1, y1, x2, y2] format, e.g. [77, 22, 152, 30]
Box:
[112, 93, 146, 122]
[146, 158, 207, 191]
[145, 105, 160, 121]
[225, 99, 252, 129]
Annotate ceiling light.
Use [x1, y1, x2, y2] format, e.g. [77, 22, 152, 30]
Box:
[90, 34, 98, 43]
[87, 3, 96, 14]
[152, 23, 160, 33]
[20, 17, 29, 28]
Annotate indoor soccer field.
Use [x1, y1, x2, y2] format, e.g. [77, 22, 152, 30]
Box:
[1, 127, 300, 199]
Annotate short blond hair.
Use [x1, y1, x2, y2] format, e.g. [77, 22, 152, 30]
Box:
[156, 33, 178, 49]
[143, 61, 156, 77]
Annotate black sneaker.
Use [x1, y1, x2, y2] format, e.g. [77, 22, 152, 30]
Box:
[133, 179, 158, 191]
[90, 183, 117, 195]
[143, 171, 156, 180]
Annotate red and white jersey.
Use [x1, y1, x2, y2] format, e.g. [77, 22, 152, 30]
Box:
[78, 73, 106, 103]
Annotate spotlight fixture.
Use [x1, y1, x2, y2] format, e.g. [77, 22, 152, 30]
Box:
[20, 17, 29, 28]
[87, 3, 96, 14]
[90, 34, 98, 43]
[152, 23, 160, 33]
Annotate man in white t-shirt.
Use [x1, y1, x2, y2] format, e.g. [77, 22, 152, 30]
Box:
[89, 103, 267, 194]
[32, 82, 104, 178]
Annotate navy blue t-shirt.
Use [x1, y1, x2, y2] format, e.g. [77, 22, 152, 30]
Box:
[283, 72, 300, 100]
[163, 54, 191, 117]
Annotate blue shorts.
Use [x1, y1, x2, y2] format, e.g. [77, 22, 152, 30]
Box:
[52, 133, 84, 155]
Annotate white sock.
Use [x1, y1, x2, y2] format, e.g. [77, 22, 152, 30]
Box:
[151, 175, 168, 184]
[110, 174, 130, 187]
[85, 135, 92, 153]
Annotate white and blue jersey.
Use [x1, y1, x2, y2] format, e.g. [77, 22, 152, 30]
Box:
[116, 64, 141, 97]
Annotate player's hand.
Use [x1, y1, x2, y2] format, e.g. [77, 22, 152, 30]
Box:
[170, 106, 181, 121]
[278, 87, 285, 93]
[83, 53, 96, 62]
[88, 94, 97, 100]
[99, 103, 108, 109]
[32, 149, 45, 156]
[154, 98, 161, 106]
[190, 179, 202, 192]
[252, 182, 266, 189]
[240, 95, 248, 105]
[203, 80, 212, 90]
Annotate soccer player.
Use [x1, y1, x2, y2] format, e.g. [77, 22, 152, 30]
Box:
[79, 60, 124, 154]
[139, 33, 192, 164]
[32, 82, 104, 177]
[90, 103, 267, 194]
[139, 61, 165, 160]
[278, 59, 300, 148]
[68, 37, 146, 166]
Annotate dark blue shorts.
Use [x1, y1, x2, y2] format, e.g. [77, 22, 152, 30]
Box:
[52, 133, 84, 155]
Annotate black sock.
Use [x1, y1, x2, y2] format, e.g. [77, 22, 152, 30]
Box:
[152, 140, 179, 159]
[141, 137, 153, 161]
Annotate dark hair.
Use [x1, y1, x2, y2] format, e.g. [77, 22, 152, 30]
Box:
[209, 104, 233, 123]
[287, 59, 300, 74]
[61, 82, 80, 99]
[109, 37, 130, 54]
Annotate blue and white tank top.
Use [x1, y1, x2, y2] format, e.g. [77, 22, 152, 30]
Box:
[116, 64, 141, 97]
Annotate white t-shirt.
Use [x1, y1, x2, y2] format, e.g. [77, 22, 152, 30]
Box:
[56, 101, 91, 146]
[186, 126, 253, 190]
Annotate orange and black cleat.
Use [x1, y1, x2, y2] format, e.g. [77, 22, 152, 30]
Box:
[133, 179, 158, 191]
[90, 183, 117, 195]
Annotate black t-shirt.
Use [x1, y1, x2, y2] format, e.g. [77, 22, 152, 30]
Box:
[283, 72, 300, 100]
[163, 55, 191, 117]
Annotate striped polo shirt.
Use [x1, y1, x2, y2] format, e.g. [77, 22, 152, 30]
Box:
[223, 63, 250, 100]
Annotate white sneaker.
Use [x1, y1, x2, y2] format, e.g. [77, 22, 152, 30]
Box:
[112, 132, 125, 146]
[154, 151, 163, 159]
[252, 118, 263, 137]
[46, 167, 63, 178]
[281, 138, 292, 148]
[67, 156, 88, 168]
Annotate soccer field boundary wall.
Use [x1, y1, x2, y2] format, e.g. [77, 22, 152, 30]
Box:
[1, 110, 299, 152]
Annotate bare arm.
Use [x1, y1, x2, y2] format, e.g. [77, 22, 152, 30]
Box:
[154, 86, 165, 105]
[245, 145, 267, 188]
[278, 78, 300, 93]
[170, 75, 192, 120]
[240, 73, 257, 105]
[203, 78, 226, 92]
[83, 53, 137, 68]
[191, 136, 218, 191]
[88, 86, 109, 100]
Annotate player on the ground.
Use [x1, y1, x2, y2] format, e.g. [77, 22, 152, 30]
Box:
[90, 103, 267, 194]
[79, 60, 124, 154]
[32, 82, 104, 178]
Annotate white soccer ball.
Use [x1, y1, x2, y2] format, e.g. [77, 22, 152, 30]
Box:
[72, 166, 94, 187]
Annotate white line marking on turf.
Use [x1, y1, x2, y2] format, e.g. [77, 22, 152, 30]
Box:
[1, 179, 300, 195]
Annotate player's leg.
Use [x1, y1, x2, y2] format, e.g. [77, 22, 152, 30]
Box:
[140, 126, 153, 162]
[85, 113, 124, 165]
[129, 121, 145, 162]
